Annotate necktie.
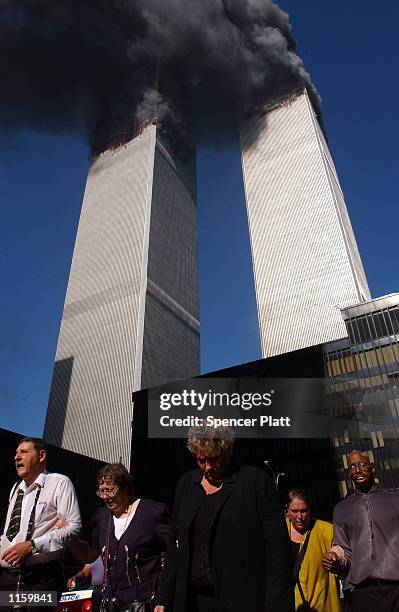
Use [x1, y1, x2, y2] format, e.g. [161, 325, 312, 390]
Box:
[26, 488, 41, 541]
[6, 488, 24, 541]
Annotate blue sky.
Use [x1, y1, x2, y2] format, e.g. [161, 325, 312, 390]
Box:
[1, 1, 398, 437]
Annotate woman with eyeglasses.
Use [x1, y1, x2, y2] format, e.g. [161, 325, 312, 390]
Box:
[286, 489, 340, 612]
[67, 463, 169, 611]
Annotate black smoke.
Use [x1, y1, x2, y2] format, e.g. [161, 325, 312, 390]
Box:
[0, 0, 320, 154]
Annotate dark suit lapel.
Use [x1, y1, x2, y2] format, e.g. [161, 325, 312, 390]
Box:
[183, 481, 206, 530]
[209, 481, 234, 533]
[181, 467, 239, 534]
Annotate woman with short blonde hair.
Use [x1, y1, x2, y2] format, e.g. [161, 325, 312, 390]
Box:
[155, 426, 293, 612]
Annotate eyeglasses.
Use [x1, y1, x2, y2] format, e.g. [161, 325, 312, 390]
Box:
[96, 486, 119, 498]
[348, 462, 370, 472]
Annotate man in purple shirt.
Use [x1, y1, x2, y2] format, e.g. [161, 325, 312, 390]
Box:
[322, 450, 399, 611]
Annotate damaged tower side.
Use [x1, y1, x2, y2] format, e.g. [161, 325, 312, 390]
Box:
[240, 89, 370, 358]
[44, 125, 200, 465]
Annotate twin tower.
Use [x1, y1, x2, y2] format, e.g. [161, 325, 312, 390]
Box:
[44, 90, 370, 464]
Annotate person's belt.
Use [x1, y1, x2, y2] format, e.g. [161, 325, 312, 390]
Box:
[357, 578, 399, 588]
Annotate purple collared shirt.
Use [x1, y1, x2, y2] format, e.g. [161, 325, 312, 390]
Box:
[333, 485, 399, 585]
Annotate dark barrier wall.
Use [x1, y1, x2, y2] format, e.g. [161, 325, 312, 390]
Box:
[132, 345, 341, 520]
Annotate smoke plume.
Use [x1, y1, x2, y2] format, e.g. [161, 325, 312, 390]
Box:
[0, 0, 320, 154]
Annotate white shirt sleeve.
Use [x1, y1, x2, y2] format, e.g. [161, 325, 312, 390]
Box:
[33, 477, 81, 553]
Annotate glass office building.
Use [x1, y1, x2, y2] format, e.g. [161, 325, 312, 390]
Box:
[325, 293, 399, 495]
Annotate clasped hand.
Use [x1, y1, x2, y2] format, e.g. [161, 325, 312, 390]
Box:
[321, 551, 339, 572]
[2, 541, 33, 566]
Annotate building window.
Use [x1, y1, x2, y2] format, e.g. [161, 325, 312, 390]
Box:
[388, 307, 399, 334]
[380, 345, 396, 364]
[347, 319, 360, 344]
[389, 399, 398, 418]
[372, 312, 392, 338]
[347, 309, 399, 345]
[357, 316, 372, 342]
[377, 430, 385, 447]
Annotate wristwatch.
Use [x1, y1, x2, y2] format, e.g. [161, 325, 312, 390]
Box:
[30, 540, 38, 554]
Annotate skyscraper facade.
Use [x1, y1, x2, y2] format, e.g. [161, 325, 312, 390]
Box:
[326, 292, 399, 495]
[240, 89, 370, 358]
[44, 125, 200, 465]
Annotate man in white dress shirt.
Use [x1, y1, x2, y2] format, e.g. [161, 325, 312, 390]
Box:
[0, 437, 81, 605]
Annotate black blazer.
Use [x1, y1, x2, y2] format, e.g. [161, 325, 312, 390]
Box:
[91, 499, 169, 603]
[156, 465, 294, 611]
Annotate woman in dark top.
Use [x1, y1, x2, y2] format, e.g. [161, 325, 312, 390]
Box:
[154, 425, 293, 612]
[68, 463, 169, 610]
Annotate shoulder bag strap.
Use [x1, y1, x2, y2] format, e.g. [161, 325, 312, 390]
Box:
[292, 520, 315, 604]
[99, 511, 113, 607]
[150, 553, 165, 603]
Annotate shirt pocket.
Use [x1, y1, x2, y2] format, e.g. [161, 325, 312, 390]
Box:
[35, 501, 48, 523]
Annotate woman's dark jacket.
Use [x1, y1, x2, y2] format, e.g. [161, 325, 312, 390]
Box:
[91, 499, 169, 603]
[155, 465, 294, 612]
